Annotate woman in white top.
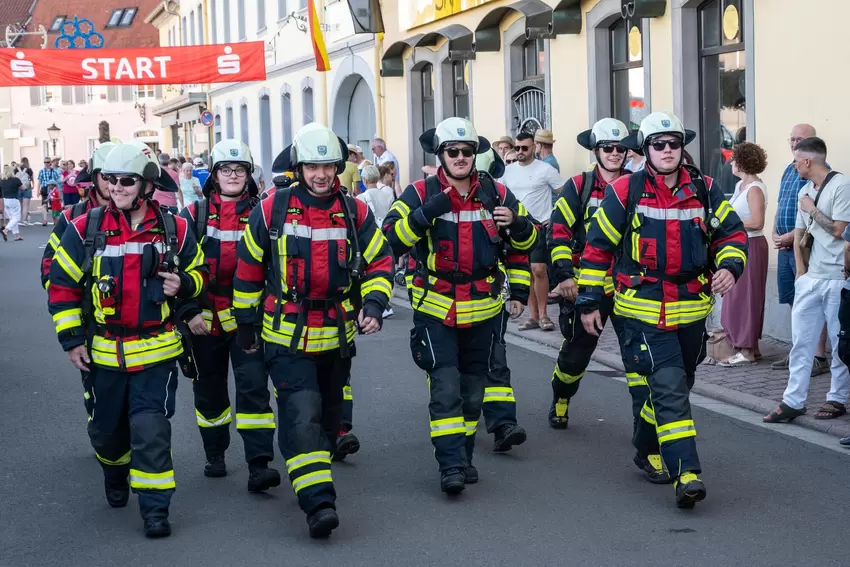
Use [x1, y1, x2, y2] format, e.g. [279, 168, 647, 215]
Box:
[180, 162, 203, 207]
[358, 164, 395, 318]
[719, 142, 769, 366]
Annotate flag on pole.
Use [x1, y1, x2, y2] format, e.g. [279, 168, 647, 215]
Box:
[308, 0, 330, 72]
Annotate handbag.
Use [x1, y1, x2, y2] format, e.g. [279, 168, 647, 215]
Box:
[800, 171, 838, 270]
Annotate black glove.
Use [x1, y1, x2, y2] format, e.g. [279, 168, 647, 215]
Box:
[236, 324, 257, 352]
[416, 192, 453, 224]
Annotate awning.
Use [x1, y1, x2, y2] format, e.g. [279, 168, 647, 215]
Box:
[553, 0, 582, 35]
[414, 24, 476, 61]
[623, 0, 667, 19]
[380, 34, 423, 78]
[474, 0, 553, 53]
[152, 92, 207, 117]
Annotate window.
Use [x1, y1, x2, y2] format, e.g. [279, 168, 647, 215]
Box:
[49, 16, 65, 32]
[223, 0, 231, 42]
[42, 140, 51, 158]
[88, 85, 109, 103]
[214, 114, 222, 144]
[168, 28, 173, 46]
[136, 85, 156, 100]
[609, 18, 648, 130]
[278, 0, 286, 20]
[302, 87, 314, 125]
[240, 103, 249, 145]
[421, 64, 436, 167]
[452, 61, 470, 120]
[42, 86, 60, 104]
[190, 11, 196, 45]
[522, 38, 545, 79]
[210, 0, 217, 43]
[699, 0, 746, 194]
[107, 8, 136, 28]
[197, 4, 204, 43]
[182, 16, 188, 45]
[282, 89, 293, 146]
[238, 0, 246, 39]
[299, 0, 307, 10]
[257, 0, 266, 30]
[226, 106, 235, 137]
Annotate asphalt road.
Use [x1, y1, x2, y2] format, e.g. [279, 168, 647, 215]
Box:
[1, 224, 847, 567]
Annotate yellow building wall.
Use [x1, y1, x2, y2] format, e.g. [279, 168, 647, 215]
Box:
[648, 12, 673, 113]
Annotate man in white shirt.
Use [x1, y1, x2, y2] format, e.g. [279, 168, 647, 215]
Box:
[501, 132, 566, 331]
[371, 137, 400, 186]
[765, 137, 850, 423]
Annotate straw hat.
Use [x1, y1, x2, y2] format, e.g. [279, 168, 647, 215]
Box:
[534, 129, 556, 145]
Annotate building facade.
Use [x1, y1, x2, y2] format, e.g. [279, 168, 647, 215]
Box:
[379, 0, 850, 341]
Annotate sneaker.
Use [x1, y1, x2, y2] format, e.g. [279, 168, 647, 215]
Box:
[382, 307, 394, 319]
[247, 466, 281, 493]
[674, 472, 706, 509]
[492, 423, 527, 453]
[811, 357, 830, 377]
[440, 468, 465, 494]
[770, 356, 789, 370]
[143, 517, 172, 538]
[307, 507, 339, 538]
[204, 454, 227, 478]
[633, 452, 672, 484]
[333, 430, 361, 461]
[464, 465, 479, 484]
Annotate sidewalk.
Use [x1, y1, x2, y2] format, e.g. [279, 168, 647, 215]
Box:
[507, 301, 850, 439]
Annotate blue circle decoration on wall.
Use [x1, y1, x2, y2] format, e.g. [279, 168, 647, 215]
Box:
[54, 17, 105, 49]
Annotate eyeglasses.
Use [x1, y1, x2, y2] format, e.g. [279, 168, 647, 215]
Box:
[599, 145, 627, 154]
[219, 165, 248, 177]
[445, 147, 475, 158]
[107, 175, 140, 187]
[514, 145, 531, 152]
[788, 137, 805, 146]
[649, 139, 683, 151]
[506, 159, 517, 164]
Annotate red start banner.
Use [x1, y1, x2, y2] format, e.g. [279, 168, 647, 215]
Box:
[0, 43, 267, 86]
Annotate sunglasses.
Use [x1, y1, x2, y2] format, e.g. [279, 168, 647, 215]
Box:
[649, 139, 683, 151]
[514, 145, 531, 152]
[445, 147, 475, 158]
[506, 159, 517, 164]
[599, 145, 627, 154]
[107, 175, 141, 187]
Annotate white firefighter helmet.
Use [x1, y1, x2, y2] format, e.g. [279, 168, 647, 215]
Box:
[624, 111, 696, 150]
[101, 143, 160, 182]
[89, 142, 116, 174]
[272, 123, 348, 175]
[420, 117, 491, 155]
[577, 118, 629, 150]
[209, 139, 254, 172]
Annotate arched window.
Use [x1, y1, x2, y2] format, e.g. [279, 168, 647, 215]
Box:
[281, 87, 293, 146]
[421, 64, 436, 166]
[302, 87, 314, 125]
[239, 103, 249, 145]
[225, 105, 234, 138]
[259, 95, 272, 176]
[452, 61, 470, 120]
[214, 114, 221, 144]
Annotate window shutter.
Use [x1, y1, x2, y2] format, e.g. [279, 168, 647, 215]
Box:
[155, 85, 164, 99]
[30, 86, 41, 106]
[74, 85, 86, 104]
[107, 86, 118, 102]
[61, 86, 73, 105]
[121, 85, 134, 101]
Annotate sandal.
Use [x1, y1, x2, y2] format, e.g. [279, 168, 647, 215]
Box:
[1, 229, 7, 242]
[763, 402, 807, 423]
[539, 317, 555, 332]
[814, 401, 847, 420]
[718, 352, 757, 367]
[517, 319, 539, 331]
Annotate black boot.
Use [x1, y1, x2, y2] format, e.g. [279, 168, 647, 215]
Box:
[492, 423, 527, 453]
[104, 475, 130, 508]
[333, 430, 361, 462]
[464, 465, 479, 484]
[307, 507, 339, 538]
[548, 397, 569, 429]
[675, 473, 706, 509]
[440, 468, 466, 494]
[204, 454, 227, 478]
[144, 517, 171, 538]
[633, 452, 672, 484]
[247, 465, 281, 493]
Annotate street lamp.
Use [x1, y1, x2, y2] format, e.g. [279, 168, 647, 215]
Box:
[47, 123, 61, 156]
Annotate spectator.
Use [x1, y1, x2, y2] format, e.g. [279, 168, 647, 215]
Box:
[36, 156, 58, 226]
[59, 159, 79, 207]
[503, 150, 518, 165]
[1, 165, 23, 241]
[771, 123, 829, 374]
[376, 164, 395, 199]
[765, 137, 850, 423]
[180, 162, 203, 207]
[252, 163, 266, 193]
[501, 132, 566, 332]
[47, 180, 63, 224]
[14, 157, 33, 226]
[78, 159, 88, 172]
[534, 129, 560, 172]
[719, 142, 769, 366]
[371, 137, 400, 188]
[624, 149, 645, 172]
[155, 153, 180, 213]
[192, 157, 210, 187]
[338, 151, 361, 195]
[494, 136, 515, 158]
[357, 164, 395, 318]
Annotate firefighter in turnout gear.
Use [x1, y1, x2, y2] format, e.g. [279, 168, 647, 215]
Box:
[577, 112, 748, 508]
[47, 143, 206, 537]
[233, 123, 393, 538]
[383, 117, 537, 494]
[177, 140, 281, 491]
[546, 119, 655, 447]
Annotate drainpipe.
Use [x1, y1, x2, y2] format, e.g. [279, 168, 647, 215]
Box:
[374, 31, 384, 138]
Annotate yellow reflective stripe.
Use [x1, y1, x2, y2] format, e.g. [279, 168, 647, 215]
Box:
[261, 314, 356, 352]
[715, 245, 747, 266]
[286, 451, 332, 473]
[556, 198, 576, 227]
[187, 269, 204, 297]
[576, 268, 606, 284]
[464, 420, 478, 436]
[510, 225, 536, 251]
[242, 225, 263, 262]
[236, 412, 276, 429]
[507, 268, 531, 287]
[389, 199, 410, 215]
[233, 289, 262, 310]
[97, 450, 131, 466]
[551, 245, 573, 262]
[53, 308, 83, 333]
[430, 417, 465, 438]
[129, 469, 175, 490]
[343, 385, 353, 401]
[483, 387, 515, 403]
[553, 366, 584, 385]
[363, 229, 384, 263]
[656, 419, 696, 444]
[292, 470, 333, 493]
[626, 372, 647, 387]
[196, 406, 233, 428]
[217, 308, 237, 332]
[185, 245, 205, 272]
[595, 207, 622, 244]
[48, 232, 61, 250]
[360, 277, 392, 301]
[640, 403, 656, 425]
[715, 200, 733, 223]
[395, 216, 418, 247]
[55, 246, 84, 282]
[455, 297, 503, 325]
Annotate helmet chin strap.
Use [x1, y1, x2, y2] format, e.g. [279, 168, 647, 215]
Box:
[438, 152, 474, 180]
[114, 182, 154, 212]
[644, 151, 683, 177]
[594, 148, 624, 173]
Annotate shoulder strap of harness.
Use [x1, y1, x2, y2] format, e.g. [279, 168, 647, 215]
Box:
[578, 172, 595, 214]
[474, 174, 503, 214]
[71, 200, 88, 220]
[682, 164, 715, 234]
[572, 172, 595, 246]
[267, 187, 292, 331]
[152, 207, 179, 271]
[80, 206, 106, 335]
[194, 199, 209, 244]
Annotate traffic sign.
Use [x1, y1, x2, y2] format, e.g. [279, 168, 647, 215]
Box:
[200, 111, 214, 127]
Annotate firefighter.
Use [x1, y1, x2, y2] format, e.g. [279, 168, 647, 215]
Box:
[383, 117, 537, 494]
[233, 123, 393, 538]
[176, 139, 281, 491]
[576, 112, 747, 508]
[546, 119, 656, 460]
[48, 143, 206, 537]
